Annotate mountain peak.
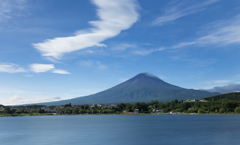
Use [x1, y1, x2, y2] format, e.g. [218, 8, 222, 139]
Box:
[123, 72, 171, 89]
[138, 72, 160, 79]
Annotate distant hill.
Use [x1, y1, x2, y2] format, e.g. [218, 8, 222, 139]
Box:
[204, 92, 240, 101]
[37, 72, 220, 106]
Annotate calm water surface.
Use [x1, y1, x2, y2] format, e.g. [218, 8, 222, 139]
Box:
[0, 115, 240, 145]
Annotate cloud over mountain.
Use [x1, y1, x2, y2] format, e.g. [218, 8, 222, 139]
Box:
[3, 95, 61, 105]
[203, 84, 240, 94]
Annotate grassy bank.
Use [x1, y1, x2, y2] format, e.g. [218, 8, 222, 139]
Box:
[0, 113, 53, 117]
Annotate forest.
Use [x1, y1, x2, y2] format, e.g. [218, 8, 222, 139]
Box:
[204, 92, 240, 101]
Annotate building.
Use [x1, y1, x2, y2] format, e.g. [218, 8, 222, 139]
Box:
[199, 99, 208, 102]
[184, 99, 208, 102]
[134, 109, 139, 113]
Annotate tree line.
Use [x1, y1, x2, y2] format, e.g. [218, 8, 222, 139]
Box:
[1, 99, 240, 116]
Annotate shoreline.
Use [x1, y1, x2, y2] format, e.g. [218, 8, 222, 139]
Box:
[1, 113, 240, 117]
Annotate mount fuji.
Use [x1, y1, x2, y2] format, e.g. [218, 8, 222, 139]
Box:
[38, 72, 219, 106]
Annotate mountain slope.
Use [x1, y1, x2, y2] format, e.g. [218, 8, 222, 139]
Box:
[38, 72, 220, 106]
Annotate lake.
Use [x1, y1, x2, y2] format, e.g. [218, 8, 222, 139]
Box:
[0, 115, 240, 145]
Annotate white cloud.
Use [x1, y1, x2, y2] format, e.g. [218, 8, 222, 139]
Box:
[52, 69, 71, 74]
[29, 64, 54, 73]
[33, 0, 139, 59]
[0, 63, 26, 73]
[29, 63, 70, 74]
[3, 95, 61, 105]
[202, 84, 240, 94]
[172, 15, 240, 48]
[153, 0, 218, 25]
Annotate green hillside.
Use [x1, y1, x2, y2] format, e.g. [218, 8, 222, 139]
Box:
[204, 92, 240, 101]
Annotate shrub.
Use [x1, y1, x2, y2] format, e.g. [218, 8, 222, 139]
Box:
[219, 108, 225, 113]
[175, 108, 182, 112]
[198, 109, 205, 114]
[235, 107, 240, 113]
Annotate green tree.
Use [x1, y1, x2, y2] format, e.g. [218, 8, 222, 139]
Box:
[80, 105, 85, 109]
[125, 104, 133, 112]
[4, 107, 11, 114]
[118, 103, 126, 110]
[79, 110, 86, 114]
[158, 103, 166, 109]
[64, 103, 71, 108]
[174, 99, 179, 105]
[84, 105, 89, 109]
[187, 108, 197, 113]
[38, 109, 46, 113]
[175, 108, 182, 112]
[163, 107, 171, 113]
[73, 109, 79, 114]
[181, 102, 192, 111]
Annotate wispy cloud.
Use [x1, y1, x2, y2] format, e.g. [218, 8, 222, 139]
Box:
[212, 80, 232, 84]
[141, 14, 240, 55]
[0, 63, 26, 73]
[170, 56, 218, 68]
[0, 63, 70, 75]
[153, 0, 218, 25]
[202, 83, 240, 94]
[112, 43, 136, 51]
[113, 13, 240, 57]
[0, 0, 27, 22]
[33, 0, 139, 59]
[132, 47, 165, 56]
[3, 95, 61, 105]
[78, 60, 108, 70]
[172, 15, 240, 48]
[79, 60, 94, 68]
[96, 61, 108, 70]
[23, 75, 33, 77]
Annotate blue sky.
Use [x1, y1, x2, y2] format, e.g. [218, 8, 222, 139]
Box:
[1, 0, 240, 105]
